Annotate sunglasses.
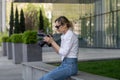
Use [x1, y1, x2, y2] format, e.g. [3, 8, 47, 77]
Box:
[55, 25, 61, 29]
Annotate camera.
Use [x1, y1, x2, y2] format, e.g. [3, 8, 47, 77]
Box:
[37, 33, 61, 47]
[37, 33, 52, 47]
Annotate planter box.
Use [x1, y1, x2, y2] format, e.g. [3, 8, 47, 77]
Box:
[2, 42, 7, 56]
[6, 42, 13, 59]
[22, 44, 42, 62]
[12, 43, 23, 64]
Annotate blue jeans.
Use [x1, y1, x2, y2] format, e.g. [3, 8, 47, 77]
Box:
[39, 57, 78, 80]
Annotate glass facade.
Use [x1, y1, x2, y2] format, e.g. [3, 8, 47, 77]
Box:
[52, 0, 120, 48]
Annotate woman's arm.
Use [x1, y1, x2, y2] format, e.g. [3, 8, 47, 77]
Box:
[51, 40, 60, 54]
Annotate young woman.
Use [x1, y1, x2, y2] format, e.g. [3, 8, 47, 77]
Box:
[39, 16, 79, 80]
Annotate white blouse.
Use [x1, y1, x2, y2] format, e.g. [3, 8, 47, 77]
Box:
[58, 29, 79, 60]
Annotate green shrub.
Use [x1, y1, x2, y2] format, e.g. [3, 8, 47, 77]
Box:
[11, 34, 23, 43]
[6, 37, 12, 42]
[2, 36, 9, 42]
[0, 32, 9, 46]
[22, 30, 37, 44]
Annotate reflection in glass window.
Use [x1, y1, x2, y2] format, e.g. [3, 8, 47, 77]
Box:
[52, 0, 120, 48]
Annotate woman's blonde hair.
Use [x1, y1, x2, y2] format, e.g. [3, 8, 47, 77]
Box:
[55, 16, 73, 29]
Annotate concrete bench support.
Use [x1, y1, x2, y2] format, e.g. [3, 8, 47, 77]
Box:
[22, 62, 56, 80]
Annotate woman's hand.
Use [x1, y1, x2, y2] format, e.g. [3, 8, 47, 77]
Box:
[43, 35, 54, 44]
[44, 35, 60, 53]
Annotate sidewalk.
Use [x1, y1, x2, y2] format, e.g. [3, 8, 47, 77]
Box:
[42, 47, 120, 62]
[0, 57, 23, 80]
[0, 47, 120, 80]
[0, 47, 23, 80]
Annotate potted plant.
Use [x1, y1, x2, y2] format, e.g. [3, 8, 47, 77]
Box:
[6, 36, 13, 59]
[11, 34, 23, 64]
[22, 30, 42, 62]
[1, 36, 9, 56]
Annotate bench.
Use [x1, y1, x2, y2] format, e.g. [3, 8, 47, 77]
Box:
[22, 61, 117, 80]
[22, 61, 83, 80]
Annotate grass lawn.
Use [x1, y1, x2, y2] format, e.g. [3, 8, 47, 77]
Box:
[78, 59, 120, 79]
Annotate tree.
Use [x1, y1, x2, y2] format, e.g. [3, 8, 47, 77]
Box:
[9, 2, 14, 36]
[14, 7, 19, 33]
[20, 9, 25, 33]
[39, 9, 44, 32]
[24, 4, 39, 30]
[40, 6, 51, 33]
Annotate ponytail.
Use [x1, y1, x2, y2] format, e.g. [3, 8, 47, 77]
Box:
[68, 21, 74, 30]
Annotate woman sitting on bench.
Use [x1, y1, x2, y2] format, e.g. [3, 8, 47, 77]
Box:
[39, 16, 79, 80]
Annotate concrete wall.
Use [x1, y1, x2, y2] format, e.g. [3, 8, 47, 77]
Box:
[2, 0, 6, 32]
[0, 0, 2, 32]
[0, 0, 6, 32]
[22, 62, 55, 80]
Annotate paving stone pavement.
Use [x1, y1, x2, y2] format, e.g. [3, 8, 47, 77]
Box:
[0, 47, 23, 80]
[0, 57, 23, 80]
